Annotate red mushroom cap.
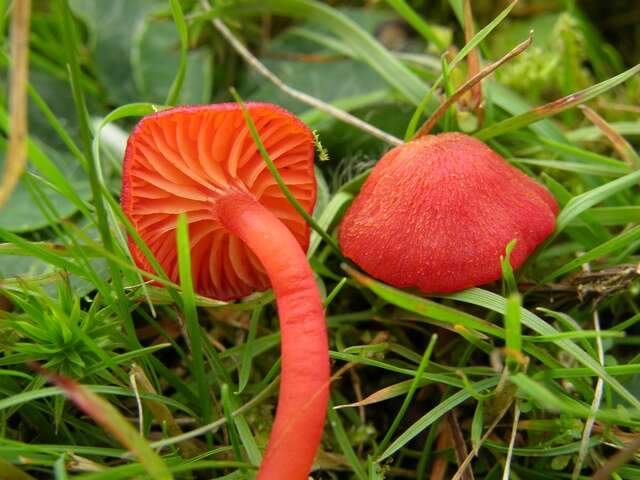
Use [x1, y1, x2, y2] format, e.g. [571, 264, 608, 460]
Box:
[121, 103, 316, 300]
[339, 132, 558, 293]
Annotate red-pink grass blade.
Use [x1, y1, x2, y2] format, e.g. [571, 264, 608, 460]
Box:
[29, 363, 173, 480]
[334, 379, 427, 409]
[415, 32, 533, 138]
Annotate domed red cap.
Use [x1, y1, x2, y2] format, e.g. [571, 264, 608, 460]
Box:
[339, 132, 558, 293]
[121, 103, 316, 300]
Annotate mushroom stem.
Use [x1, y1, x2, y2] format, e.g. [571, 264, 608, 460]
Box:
[216, 192, 329, 480]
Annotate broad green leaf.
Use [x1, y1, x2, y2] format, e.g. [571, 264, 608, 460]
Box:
[69, 0, 163, 104]
[241, 25, 390, 115]
[384, 0, 447, 50]
[254, 0, 430, 107]
[133, 19, 212, 105]
[0, 146, 90, 233]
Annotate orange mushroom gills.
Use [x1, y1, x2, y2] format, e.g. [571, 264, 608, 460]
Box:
[122, 103, 316, 301]
[122, 103, 329, 480]
[339, 132, 559, 292]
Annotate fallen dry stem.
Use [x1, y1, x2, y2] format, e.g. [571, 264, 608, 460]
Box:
[130, 363, 202, 458]
[0, 0, 31, 211]
[501, 401, 521, 480]
[462, 0, 483, 123]
[204, 2, 403, 146]
[447, 411, 475, 480]
[579, 105, 640, 168]
[450, 395, 514, 480]
[415, 32, 533, 139]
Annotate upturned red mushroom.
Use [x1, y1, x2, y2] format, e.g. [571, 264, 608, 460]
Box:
[121, 103, 329, 480]
[339, 132, 558, 292]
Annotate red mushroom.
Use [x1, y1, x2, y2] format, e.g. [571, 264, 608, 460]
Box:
[339, 132, 558, 292]
[121, 103, 329, 480]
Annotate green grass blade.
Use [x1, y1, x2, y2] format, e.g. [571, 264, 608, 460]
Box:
[237, 307, 262, 394]
[308, 191, 352, 257]
[556, 169, 640, 232]
[328, 398, 367, 480]
[544, 225, 640, 281]
[221, 384, 245, 465]
[504, 294, 522, 370]
[379, 377, 500, 460]
[0, 229, 82, 274]
[0, 51, 85, 167]
[385, 0, 446, 50]
[34, 370, 173, 480]
[511, 158, 627, 177]
[404, 0, 518, 139]
[442, 288, 640, 409]
[579, 207, 640, 226]
[476, 64, 640, 140]
[448, 0, 517, 72]
[484, 438, 600, 457]
[165, 0, 188, 105]
[471, 399, 483, 452]
[259, 0, 429, 107]
[345, 265, 504, 338]
[176, 214, 212, 427]
[56, 0, 134, 343]
[374, 334, 437, 458]
[231, 88, 342, 258]
[324, 277, 348, 308]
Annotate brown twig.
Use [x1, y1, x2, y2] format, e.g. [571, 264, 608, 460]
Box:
[414, 32, 533, 139]
[447, 412, 475, 480]
[450, 396, 514, 480]
[461, 0, 484, 124]
[592, 435, 640, 480]
[0, 0, 31, 211]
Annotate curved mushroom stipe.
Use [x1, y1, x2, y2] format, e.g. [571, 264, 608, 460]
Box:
[217, 192, 329, 480]
[121, 103, 329, 480]
[339, 132, 558, 293]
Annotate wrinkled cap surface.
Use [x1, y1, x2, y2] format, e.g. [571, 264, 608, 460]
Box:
[122, 103, 316, 300]
[339, 132, 558, 293]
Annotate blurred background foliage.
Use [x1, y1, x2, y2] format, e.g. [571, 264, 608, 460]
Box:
[1, 1, 640, 478]
[3, 0, 638, 239]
